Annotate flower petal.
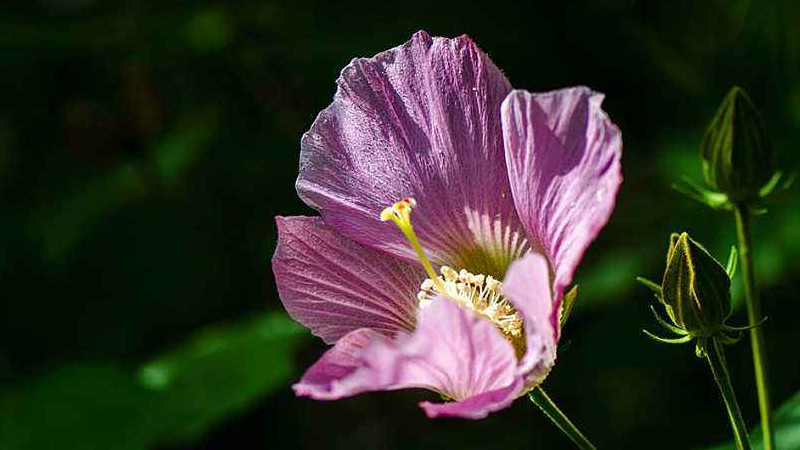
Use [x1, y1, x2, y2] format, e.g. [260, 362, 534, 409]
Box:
[502, 252, 559, 387]
[297, 30, 527, 277]
[502, 87, 623, 296]
[272, 216, 423, 344]
[419, 378, 522, 419]
[292, 328, 379, 398]
[293, 298, 521, 418]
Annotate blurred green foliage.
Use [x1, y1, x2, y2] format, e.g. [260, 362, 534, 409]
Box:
[0, 364, 159, 450]
[138, 312, 306, 445]
[711, 390, 800, 450]
[0, 0, 798, 449]
[0, 313, 306, 449]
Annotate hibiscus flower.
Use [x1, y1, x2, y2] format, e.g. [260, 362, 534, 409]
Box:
[272, 30, 622, 419]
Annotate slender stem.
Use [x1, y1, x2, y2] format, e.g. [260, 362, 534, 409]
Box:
[733, 203, 774, 450]
[529, 386, 597, 450]
[706, 337, 752, 450]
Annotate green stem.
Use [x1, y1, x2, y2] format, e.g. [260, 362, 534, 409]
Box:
[706, 337, 752, 450]
[733, 203, 774, 450]
[529, 386, 597, 450]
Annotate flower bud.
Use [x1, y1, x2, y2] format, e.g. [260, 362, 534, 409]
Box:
[700, 86, 777, 202]
[661, 232, 732, 337]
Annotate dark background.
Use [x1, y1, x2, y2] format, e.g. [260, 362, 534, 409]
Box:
[0, 1, 799, 449]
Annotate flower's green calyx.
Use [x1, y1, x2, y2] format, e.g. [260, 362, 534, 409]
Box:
[675, 86, 793, 211]
[662, 232, 731, 337]
[639, 232, 759, 356]
[701, 87, 782, 203]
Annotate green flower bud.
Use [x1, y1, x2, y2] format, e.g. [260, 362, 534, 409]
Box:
[661, 232, 732, 337]
[701, 86, 777, 202]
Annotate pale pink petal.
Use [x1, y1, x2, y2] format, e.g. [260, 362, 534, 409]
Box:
[272, 216, 423, 344]
[420, 378, 523, 419]
[297, 30, 528, 276]
[502, 87, 623, 296]
[502, 252, 559, 387]
[293, 298, 521, 418]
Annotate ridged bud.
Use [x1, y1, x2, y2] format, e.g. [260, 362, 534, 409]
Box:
[701, 87, 777, 202]
[661, 233, 732, 337]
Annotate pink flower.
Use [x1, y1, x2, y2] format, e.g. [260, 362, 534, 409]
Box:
[272, 31, 622, 419]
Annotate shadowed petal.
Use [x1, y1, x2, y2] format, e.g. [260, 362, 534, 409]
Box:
[292, 328, 378, 397]
[420, 378, 522, 419]
[297, 30, 528, 277]
[502, 252, 559, 388]
[272, 216, 423, 344]
[293, 298, 521, 418]
[502, 87, 623, 297]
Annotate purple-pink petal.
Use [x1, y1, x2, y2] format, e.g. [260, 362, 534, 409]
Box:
[272, 216, 423, 344]
[297, 30, 528, 275]
[293, 298, 521, 419]
[501, 87, 623, 298]
[502, 252, 559, 387]
[292, 328, 380, 399]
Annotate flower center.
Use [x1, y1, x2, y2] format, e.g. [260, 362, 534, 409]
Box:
[381, 198, 526, 356]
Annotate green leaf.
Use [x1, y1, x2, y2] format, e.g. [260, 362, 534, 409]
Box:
[706, 389, 800, 449]
[0, 312, 308, 449]
[0, 364, 158, 450]
[139, 312, 308, 444]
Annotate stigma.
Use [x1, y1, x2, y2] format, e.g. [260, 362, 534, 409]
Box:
[380, 198, 443, 288]
[381, 198, 526, 356]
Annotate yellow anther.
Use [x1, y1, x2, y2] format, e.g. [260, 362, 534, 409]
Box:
[380, 198, 526, 357]
[380, 197, 416, 223]
[417, 266, 526, 357]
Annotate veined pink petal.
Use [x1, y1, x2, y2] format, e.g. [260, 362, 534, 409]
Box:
[291, 328, 377, 397]
[502, 87, 623, 298]
[293, 298, 521, 419]
[420, 378, 522, 419]
[297, 30, 528, 277]
[502, 252, 559, 387]
[272, 216, 423, 344]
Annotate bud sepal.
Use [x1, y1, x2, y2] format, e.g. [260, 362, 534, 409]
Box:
[674, 86, 793, 210]
[637, 232, 762, 357]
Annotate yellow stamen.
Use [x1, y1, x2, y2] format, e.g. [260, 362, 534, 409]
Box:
[380, 198, 445, 292]
[380, 198, 526, 357]
[417, 266, 525, 357]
